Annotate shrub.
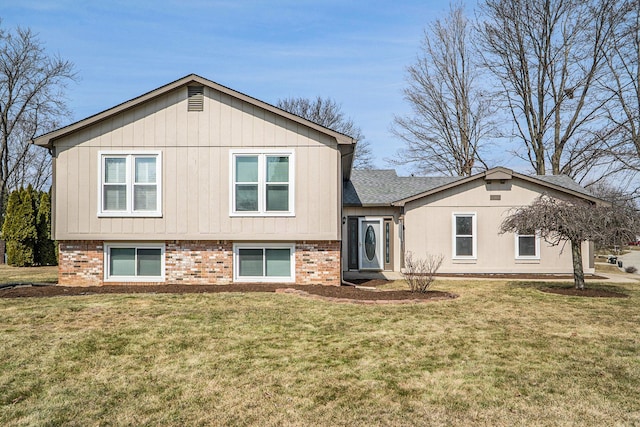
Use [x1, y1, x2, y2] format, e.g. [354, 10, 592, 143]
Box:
[36, 192, 57, 265]
[1, 188, 37, 266]
[625, 266, 638, 274]
[402, 251, 444, 293]
[1, 187, 57, 267]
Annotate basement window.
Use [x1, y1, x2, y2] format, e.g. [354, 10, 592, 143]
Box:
[104, 243, 165, 282]
[233, 243, 295, 283]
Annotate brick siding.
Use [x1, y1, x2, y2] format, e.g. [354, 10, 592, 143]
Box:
[59, 241, 104, 286]
[165, 240, 233, 285]
[295, 240, 341, 286]
[57, 240, 341, 286]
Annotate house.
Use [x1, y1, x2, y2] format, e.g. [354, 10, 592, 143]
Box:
[33, 74, 355, 286]
[33, 74, 600, 286]
[342, 168, 600, 277]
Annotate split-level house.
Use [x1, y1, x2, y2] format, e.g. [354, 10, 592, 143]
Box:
[33, 74, 354, 286]
[33, 74, 599, 286]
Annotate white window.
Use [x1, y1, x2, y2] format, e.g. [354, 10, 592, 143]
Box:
[99, 151, 162, 217]
[230, 150, 294, 216]
[104, 243, 165, 282]
[233, 243, 295, 283]
[452, 212, 477, 259]
[515, 232, 540, 260]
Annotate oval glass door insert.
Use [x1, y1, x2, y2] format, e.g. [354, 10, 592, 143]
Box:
[365, 225, 376, 261]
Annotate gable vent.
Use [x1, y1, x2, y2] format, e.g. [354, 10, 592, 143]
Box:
[187, 86, 204, 112]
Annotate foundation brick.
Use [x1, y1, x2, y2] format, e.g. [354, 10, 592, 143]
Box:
[58, 241, 104, 286]
[295, 241, 341, 286]
[165, 240, 233, 285]
[57, 240, 341, 286]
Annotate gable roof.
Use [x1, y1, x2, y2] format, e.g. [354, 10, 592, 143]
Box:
[344, 169, 459, 206]
[33, 73, 357, 179]
[344, 167, 602, 207]
[33, 74, 355, 148]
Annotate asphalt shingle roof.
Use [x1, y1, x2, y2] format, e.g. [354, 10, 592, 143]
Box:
[343, 169, 595, 206]
[343, 169, 461, 206]
[532, 174, 595, 198]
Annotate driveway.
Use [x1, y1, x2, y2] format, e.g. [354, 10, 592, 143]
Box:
[619, 249, 640, 274]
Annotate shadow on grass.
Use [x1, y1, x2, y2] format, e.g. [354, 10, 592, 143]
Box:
[507, 281, 630, 298]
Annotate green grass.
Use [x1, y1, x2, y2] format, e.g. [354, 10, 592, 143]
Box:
[0, 264, 57, 285]
[1, 280, 640, 426]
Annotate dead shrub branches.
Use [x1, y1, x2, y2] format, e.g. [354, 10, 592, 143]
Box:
[402, 252, 444, 293]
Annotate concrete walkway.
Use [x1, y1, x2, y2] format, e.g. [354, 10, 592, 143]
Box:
[344, 270, 640, 283]
[594, 271, 640, 283]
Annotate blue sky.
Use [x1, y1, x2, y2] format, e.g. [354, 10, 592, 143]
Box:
[2, 0, 500, 173]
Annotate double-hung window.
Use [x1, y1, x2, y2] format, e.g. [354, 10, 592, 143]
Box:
[233, 243, 295, 283]
[452, 212, 477, 259]
[231, 151, 294, 216]
[104, 243, 165, 282]
[99, 151, 162, 216]
[515, 232, 540, 260]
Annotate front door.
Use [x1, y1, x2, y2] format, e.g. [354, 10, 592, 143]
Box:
[359, 218, 383, 270]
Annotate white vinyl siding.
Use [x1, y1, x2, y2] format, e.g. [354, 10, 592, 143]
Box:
[99, 151, 162, 217]
[230, 150, 294, 216]
[233, 243, 295, 283]
[452, 212, 477, 260]
[104, 243, 165, 282]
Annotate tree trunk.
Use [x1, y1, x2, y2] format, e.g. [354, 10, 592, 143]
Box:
[571, 240, 585, 290]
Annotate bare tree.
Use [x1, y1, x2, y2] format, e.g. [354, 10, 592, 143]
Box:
[0, 24, 75, 217]
[599, 0, 640, 171]
[500, 195, 639, 289]
[587, 180, 640, 207]
[392, 3, 495, 176]
[276, 96, 375, 169]
[478, 0, 621, 176]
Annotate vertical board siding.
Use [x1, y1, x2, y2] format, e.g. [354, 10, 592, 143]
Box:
[66, 148, 79, 235]
[54, 85, 341, 241]
[77, 148, 91, 233]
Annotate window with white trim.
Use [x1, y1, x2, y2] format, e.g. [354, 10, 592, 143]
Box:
[515, 232, 540, 259]
[233, 243, 295, 283]
[453, 213, 477, 259]
[104, 243, 165, 282]
[99, 152, 162, 216]
[231, 151, 294, 216]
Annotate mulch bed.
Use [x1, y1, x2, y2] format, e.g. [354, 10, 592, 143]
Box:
[2, 279, 628, 301]
[0, 282, 457, 303]
[540, 287, 629, 298]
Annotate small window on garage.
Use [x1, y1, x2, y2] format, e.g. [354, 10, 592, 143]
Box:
[515, 232, 540, 260]
[452, 212, 477, 259]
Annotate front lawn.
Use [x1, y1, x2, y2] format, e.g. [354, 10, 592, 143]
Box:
[0, 264, 57, 285]
[1, 280, 639, 426]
